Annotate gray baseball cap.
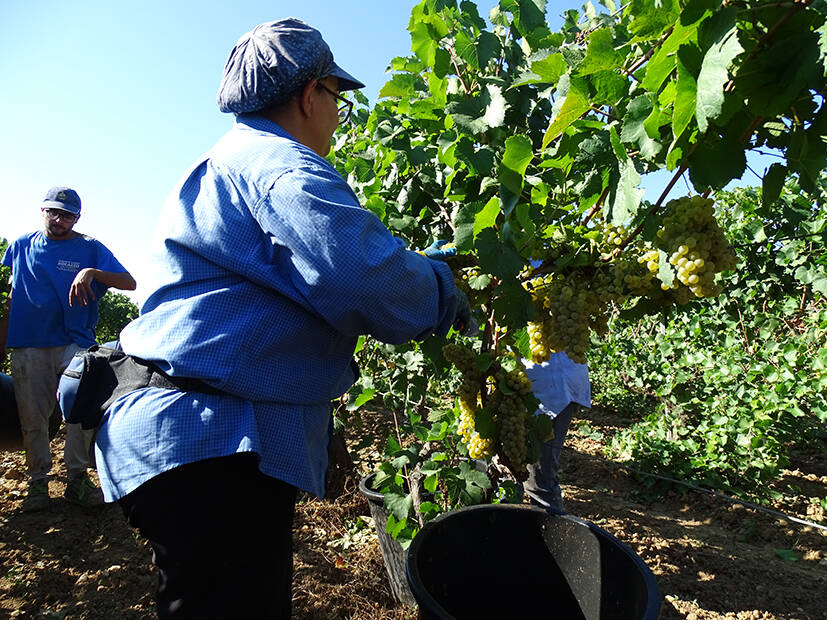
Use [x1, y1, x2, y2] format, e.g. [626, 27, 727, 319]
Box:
[217, 18, 365, 115]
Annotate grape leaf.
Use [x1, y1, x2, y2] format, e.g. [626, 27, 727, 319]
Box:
[482, 85, 508, 128]
[500, 0, 546, 38]
[695, 10, 742, 133]
[590, 70, 629, 106]
[420, 334, 450, 372]
[531, 413, 555, 443]
[513, 327, 532, 360]
[448, 84, 508, 135]
[621, 95, 662, 159]
[762, 164, 787, 209]
[389, 56, 426, 74]
[687, 132, 746, 190]
[467, 272, 492, 290]
[498, 135, 534, 196]
[794, 266, 827, 296]
[351, 389, 376, 410]
[786, 106, 827, 194]
[512, 51, 567, 87]
[476, 229, 524, 281]
[364, 196, 387, 222]
[608, 127, 643, 225]
[385, 493, 414, 522]
[542, 75, 591, 148]
[455, 29, 480, 70]
[434, 47, 452, 79]
[378, 74, 426, 99]
[627, 0, 680, 39]
[658, 250, 675, 287]
[493, 280, 534, 328]
[673, 49, 698, 143]
[475, 196, 501, 237]
[577, 28, 624, 76]
[454, 201, 482, 251]
[459, 1, 487, 30]
[737, 32, 822, 119]
[455, 138, 495, 175]
[408, 20, 437, 67]
[473, 407, 497, 439]
[477, 31, 502, 68]
[641, 17, 700, 93]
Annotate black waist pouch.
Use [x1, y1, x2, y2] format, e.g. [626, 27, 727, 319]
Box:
[58, 344, 221, 430]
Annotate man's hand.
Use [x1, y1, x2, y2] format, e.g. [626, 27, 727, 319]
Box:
[69, 269, 136, 307]
[418, 240, 457, 261]
[69, 268, 99, 307]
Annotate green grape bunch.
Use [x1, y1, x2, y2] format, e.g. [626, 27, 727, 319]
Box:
[524, 271, 608, 365]
[445, 197, 738, 414]
[443, 344, 535, 473]
[657, 196, 739, 299]
[444, 343, 493, 460]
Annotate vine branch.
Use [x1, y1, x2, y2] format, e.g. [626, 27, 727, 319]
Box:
[734, 300, 754, 354]
[608, 161, 689, 259]
[447, 45, 472, 98]
[625, 26, 674, 78]
[582, 186, 611, 226]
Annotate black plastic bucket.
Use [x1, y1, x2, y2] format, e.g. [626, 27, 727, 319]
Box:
[0, 372, 62, 452]
[358, 473, 417, 606]
[406, 504, 661, 620]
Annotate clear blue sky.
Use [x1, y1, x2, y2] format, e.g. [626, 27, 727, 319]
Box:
[0, 1, 770, 303]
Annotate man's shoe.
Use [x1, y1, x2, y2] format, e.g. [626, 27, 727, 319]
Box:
[22, 479, 50, 512]
[64, 473, 104, 507]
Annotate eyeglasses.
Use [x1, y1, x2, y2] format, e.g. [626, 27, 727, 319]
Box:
[43, 208, 78, 222]
[317, 83, 354, 124]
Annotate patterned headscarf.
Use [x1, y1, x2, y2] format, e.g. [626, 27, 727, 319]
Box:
[217, 18, 364, 114]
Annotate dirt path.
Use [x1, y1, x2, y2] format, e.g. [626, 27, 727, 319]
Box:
[0, 406, 824, 619]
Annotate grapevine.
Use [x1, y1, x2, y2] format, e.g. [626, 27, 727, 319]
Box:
[332, 0, 827, 533]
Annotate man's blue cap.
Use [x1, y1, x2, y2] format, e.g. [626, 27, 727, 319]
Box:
[217, 18, 365, 115]
[43, 187, 81, 215]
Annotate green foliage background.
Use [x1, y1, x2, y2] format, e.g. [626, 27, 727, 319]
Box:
[329, 0, 827, 540]
[590, 177, 827, 495]
[95, 292, 139, 345]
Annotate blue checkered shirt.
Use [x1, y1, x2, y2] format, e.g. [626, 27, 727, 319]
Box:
[95, 116, 458, 501]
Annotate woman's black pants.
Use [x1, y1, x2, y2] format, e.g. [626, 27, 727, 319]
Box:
[119, 453, 297, 619]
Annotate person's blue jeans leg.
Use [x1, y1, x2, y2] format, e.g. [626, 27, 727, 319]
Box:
[524, 403, 579, 514]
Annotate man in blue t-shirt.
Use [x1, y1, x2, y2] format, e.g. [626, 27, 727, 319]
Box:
[0, 186, 136, 512]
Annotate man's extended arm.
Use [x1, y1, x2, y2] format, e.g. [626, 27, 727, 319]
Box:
[69, 268, 137, 307]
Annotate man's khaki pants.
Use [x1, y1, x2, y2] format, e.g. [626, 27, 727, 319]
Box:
[10, 345, 94, 481]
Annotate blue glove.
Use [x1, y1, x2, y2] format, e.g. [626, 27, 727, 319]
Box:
[419, 240, 457, 261]
[452, 288, 478, 336]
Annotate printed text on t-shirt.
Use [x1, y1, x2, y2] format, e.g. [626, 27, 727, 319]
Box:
[57, 260, 81, 273]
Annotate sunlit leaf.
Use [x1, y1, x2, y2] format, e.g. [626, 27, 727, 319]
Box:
[498, 135, 534, 195]
[542, 75, 590, 148]
[695, 10, 742, 133]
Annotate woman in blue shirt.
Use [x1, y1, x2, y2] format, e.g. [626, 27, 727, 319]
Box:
[97, 19, 469, 619]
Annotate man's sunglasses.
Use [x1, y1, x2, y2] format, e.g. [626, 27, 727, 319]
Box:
[317, 83, 354, 124]
[43, 208, 78, 222]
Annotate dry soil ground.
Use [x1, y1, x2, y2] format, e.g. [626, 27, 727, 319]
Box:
[0, 405, 825, 619]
